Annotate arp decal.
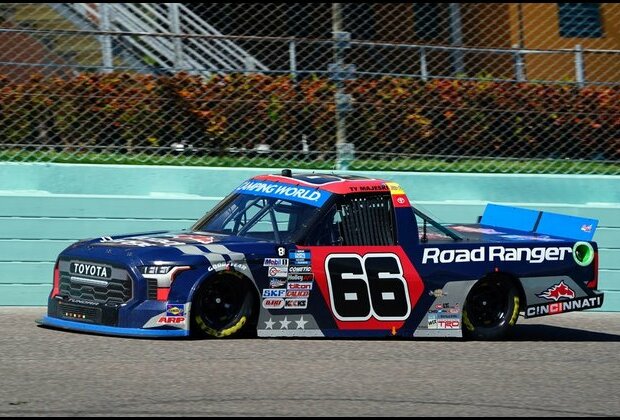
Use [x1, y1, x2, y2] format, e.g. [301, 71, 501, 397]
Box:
[536, 281, 576, 302]
[325, 253, 411, 322]
[262, 298, 285, 309]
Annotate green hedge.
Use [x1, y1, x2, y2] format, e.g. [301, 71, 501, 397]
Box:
[0, 72, 618, 162]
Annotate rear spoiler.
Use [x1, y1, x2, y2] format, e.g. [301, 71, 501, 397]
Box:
[480, 204, 598, 241]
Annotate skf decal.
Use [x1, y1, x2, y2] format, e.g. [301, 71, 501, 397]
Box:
[422, 246, 572, 264]
[262, 289, 287, 298]
[526, 295, 603, 317]
[536, 281, 576, 302]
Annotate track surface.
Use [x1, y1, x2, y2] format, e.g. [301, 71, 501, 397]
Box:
[1, 308, 619, 417]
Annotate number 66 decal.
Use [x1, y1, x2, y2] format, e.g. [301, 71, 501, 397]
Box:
[326, 253, 411, 321]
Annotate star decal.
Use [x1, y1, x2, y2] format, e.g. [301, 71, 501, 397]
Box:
[264, 318, 275, 329]
[295, 316, 309, 330]
[279, 316, 291, 329]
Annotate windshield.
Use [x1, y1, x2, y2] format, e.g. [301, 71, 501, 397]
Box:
[193, 193, 320, 243]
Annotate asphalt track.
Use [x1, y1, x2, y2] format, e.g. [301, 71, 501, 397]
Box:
[1, 308, 619, 417]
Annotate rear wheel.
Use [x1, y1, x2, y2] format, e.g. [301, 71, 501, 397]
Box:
[462, 277, 520, 340]
[191, 275, 255, 338]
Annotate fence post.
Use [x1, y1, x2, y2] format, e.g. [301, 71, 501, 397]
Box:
[420, 47, 428, 82]
[289, 39, 297, 82]
[575, 44, 585, 88]
[513, 44, 525, 82]
[168, 3, 183, 71]
[99, 3, 113, 73]
[449, 3, 465, 75]
[332, 3, 352, 171]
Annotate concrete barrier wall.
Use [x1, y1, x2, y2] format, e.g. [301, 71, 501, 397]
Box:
[1, 162, 618, 309]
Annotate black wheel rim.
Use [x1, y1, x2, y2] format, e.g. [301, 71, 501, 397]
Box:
[466, 280, 510, 328]
[199, 279, 243, 329]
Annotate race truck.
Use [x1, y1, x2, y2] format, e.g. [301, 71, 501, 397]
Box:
[39, 170, 603, 339]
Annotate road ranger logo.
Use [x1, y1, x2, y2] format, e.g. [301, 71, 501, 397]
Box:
[536, 281, 576, 302]
[422, 246, 573, 264]
[70, 262, 111, 278]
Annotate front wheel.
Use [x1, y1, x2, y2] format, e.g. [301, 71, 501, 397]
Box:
[191, 275, 255, 338]
[462, 277, 520, 340]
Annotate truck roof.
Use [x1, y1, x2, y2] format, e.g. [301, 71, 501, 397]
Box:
[252, 172, 392, 195]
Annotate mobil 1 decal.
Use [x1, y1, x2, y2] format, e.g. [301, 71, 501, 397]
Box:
[308, 247, 424, 330]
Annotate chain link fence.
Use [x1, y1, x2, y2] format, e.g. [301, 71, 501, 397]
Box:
[0, 3, 619, 174]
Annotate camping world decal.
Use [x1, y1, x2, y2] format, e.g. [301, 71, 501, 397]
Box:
[235, 180, 331, 207]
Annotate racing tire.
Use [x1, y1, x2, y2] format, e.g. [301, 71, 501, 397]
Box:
[462, 277, 520, 340]
[191, 275, 256, 338]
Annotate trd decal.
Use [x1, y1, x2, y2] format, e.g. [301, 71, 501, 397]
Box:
[325, 253, 411, 321]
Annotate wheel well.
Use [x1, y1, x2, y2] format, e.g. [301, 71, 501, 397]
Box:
[190, 272, 261, 327]
[474, 271, 525, 311]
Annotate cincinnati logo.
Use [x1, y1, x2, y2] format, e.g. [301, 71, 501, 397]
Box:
[536, 281, 576, 302]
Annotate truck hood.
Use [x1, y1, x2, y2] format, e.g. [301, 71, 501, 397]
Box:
[62, 231, 274, 266]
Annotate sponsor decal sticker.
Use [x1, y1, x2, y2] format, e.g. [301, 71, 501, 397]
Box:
[268, 266, 288, 278]
[536, 281, 576, 302]
[422, 246, 572, 264]
[235, 180, 331, 207]
[166, 304, 185, 317]
[289, 251, 311, 260]
[526, 295, 603, 317]
[429, 289, 446, 298]
[287, 273, 314, 282]
[269, 278, 287, 288]
[287, 282, 313, 290]
[581, 224, 593, 233]
[262, 298, 285, 309]
[285, 299, 308, 309]
[208, 262, 248, 272]
[289, 265, 312, 274]
[437, 319, 460, 329]
[262, 289, 287, 298]
[285, 290, 310, 298]
[157, 316, 186, 325]
[264, 258, 289, 267]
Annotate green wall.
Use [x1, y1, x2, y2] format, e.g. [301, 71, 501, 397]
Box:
[1, 162, 618, 310]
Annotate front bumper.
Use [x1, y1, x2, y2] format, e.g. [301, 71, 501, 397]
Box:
[38, 316, 190, 338]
